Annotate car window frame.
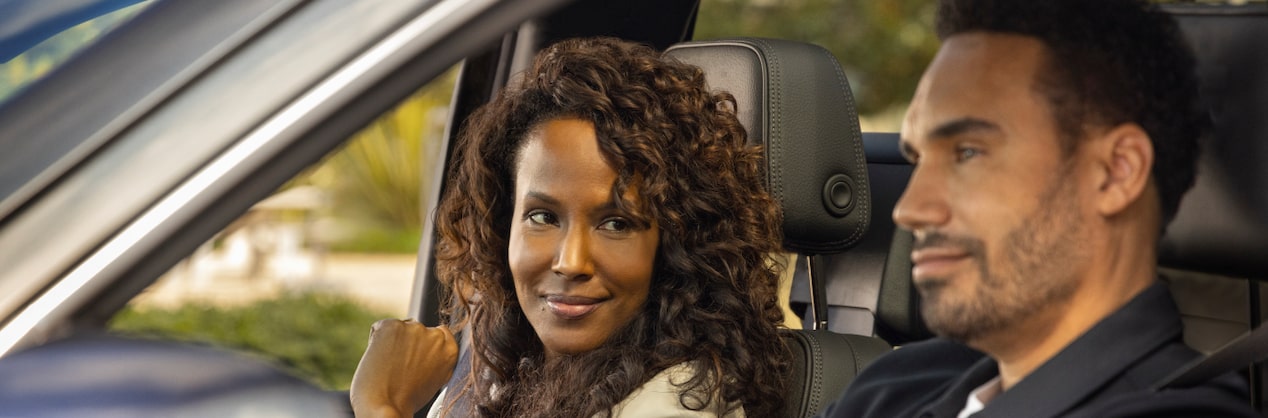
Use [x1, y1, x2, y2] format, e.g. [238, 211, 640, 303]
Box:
[0, 0, 575, 357]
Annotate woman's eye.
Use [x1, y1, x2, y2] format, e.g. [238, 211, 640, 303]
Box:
[527, 211, 556, 225]
[598, 218, 629, 232]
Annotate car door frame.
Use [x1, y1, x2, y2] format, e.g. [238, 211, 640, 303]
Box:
[0, 0, 575, 357]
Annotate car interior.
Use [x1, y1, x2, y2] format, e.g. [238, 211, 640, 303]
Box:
[418, 2, 1268, 416]
[0, 0, 1265, 416]
[401, 1, 1268, 416]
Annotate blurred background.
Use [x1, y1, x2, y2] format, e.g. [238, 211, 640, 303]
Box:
[2, 0, 943, 391]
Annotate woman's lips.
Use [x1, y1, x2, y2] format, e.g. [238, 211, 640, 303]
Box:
[545, 295, 604, 319]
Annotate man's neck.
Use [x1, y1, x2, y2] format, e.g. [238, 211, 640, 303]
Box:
[978, 233, 1156, 390]
[977, 297, 1080, 390]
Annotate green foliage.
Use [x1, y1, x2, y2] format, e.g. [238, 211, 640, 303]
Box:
[294, 69, 456, 253]
[696, 0, 940, 122]
[328, 225, 423, 254]
[110, 292, 388, 390]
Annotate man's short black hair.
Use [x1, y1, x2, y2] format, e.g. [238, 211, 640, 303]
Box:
[937, 0, 1208, 229]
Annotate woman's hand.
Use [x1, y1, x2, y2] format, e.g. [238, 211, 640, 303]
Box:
[350, 319, 458, 418]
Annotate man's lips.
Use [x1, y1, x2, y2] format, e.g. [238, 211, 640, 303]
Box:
[910, 247, 971, 280]
[545, 295, 605, 319]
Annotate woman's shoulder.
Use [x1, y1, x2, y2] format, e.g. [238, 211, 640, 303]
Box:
[605, 362, 744, 418]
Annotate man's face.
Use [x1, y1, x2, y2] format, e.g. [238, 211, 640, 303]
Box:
[895, 33, 1091, 344]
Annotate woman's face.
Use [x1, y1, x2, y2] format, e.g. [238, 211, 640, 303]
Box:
[508, 118, 659, 361]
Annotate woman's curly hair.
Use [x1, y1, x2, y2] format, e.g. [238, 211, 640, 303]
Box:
[433, 37, 788, 417]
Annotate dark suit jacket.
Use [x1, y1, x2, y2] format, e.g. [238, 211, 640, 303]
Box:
[819, 283, 1257, 418]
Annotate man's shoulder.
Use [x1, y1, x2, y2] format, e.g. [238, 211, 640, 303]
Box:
[1066, 337, 1256, 417]
[817, 339, 985, 418]
[1073, 373, 1258, 418]
[866, 338, 984, 373]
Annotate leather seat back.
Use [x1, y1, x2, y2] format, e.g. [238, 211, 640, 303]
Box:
[666, 38, 871, 253]
[1159, 7, 1268, 412]
[788, 133, 931, 343]
[666, 37, 889, 417]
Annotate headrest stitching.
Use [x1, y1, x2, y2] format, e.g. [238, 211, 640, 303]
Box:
[820, 46, 869, 246]
[754, 38, 787, 212]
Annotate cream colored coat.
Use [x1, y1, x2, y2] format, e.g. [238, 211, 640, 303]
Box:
[427, 363, 744, 417]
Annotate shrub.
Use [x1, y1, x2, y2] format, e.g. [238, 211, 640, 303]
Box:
[109, 292, 388, 390]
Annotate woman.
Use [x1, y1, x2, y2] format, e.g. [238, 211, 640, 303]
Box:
[351, 37, 788, 417]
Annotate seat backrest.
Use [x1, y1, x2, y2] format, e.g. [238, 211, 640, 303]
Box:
[1161, 8, 1268, 279]
[666, 37, 888, 418]
[788, 133, 932, 343]
[1157, 6, 1268, 412]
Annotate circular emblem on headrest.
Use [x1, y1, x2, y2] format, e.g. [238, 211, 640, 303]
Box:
[822, 174, 855, 217]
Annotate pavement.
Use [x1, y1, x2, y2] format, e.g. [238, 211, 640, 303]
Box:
[131, 252, 418, 317]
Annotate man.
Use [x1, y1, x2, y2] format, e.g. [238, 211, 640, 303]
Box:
[820, 0, 1258, 417]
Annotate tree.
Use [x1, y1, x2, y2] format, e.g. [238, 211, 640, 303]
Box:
[300, 69, 457, 252]
[695, 0, 939, 129]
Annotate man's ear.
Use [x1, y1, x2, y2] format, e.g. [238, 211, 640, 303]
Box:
[1093, 123, 1154, 216]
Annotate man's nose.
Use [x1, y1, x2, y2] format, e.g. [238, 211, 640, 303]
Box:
[893, 163, 952, 231]
[552, 226, 595, 280]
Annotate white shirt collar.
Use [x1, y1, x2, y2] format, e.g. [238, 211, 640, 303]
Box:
[957, 376, 1003, 418]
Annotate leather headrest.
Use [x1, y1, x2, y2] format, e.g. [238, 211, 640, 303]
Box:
[665, 38, 871, 254]
[1159, 12, 1268, 279]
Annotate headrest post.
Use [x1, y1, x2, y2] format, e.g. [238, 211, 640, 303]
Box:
[805, 254, 829, 330]
[1250, 281, 1262, 331]
[1251, 280, 1263, 412]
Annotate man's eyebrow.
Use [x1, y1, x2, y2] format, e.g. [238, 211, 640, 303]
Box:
[928, 117, 1001, 140]
[898, 117, 1002, 160]
[899, 140, 918, 161]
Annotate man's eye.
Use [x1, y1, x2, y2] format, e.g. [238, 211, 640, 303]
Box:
[956, 146, 981, 162]
[527, 211, 556, 225]
[598, 218, 629, 232]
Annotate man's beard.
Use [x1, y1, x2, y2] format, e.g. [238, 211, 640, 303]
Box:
[916, 176, 1086, 344]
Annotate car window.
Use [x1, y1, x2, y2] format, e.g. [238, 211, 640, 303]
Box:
[694, 0, 937, 132]
[108, 66, 456, 391]
[695, 0, 1263, 133]
[0, 0, 151, 106]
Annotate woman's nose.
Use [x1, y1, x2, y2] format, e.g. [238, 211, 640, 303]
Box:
[552, 226, 595, 280]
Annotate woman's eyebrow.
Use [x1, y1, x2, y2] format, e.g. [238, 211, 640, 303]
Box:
[522, 191, 560, 205]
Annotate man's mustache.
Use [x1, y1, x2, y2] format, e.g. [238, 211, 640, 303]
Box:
[912, 231, 985, 255]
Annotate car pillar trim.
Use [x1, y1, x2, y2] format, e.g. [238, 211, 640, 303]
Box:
[0, 0, 500, 357]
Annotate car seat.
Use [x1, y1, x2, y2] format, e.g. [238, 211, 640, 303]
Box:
[1154, 6, 1268, 414]
[788, 132, 932, 345]
[665, 37, 893, 418]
